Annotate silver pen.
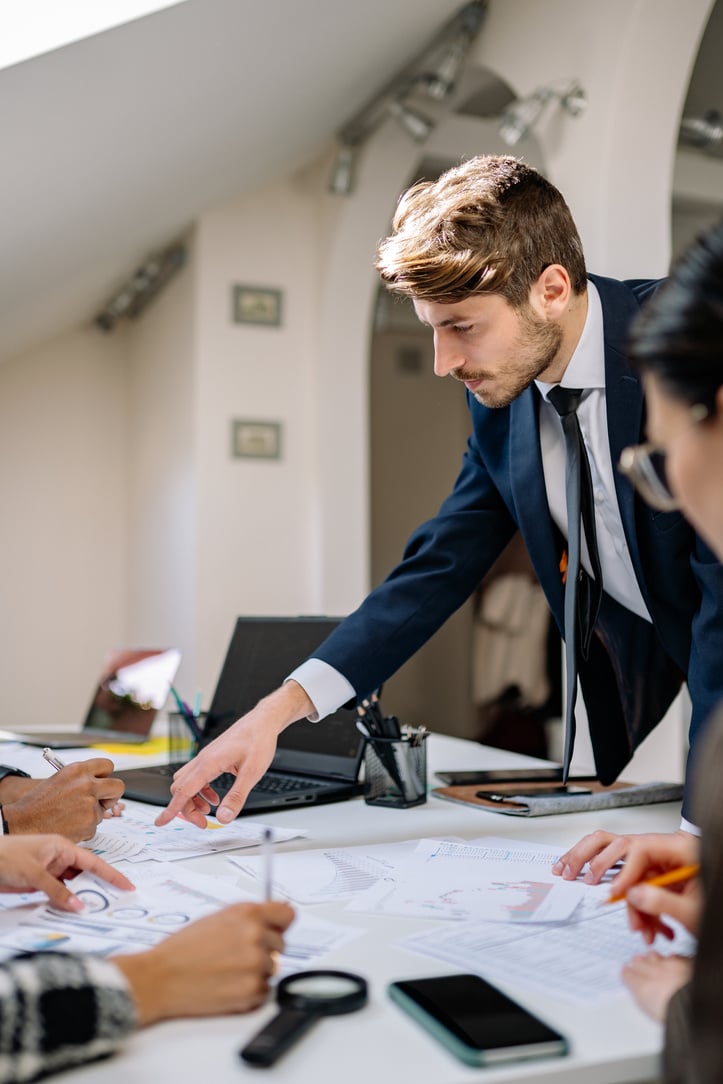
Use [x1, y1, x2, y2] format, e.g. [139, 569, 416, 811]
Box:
[262, 827, 274, 900]
[42, 747, 66, 772]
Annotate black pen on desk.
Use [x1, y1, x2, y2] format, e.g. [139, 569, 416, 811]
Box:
[42, 747, 65, 772]
[262, 828, 274, 900]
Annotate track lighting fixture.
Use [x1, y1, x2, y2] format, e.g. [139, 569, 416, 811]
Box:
[94, 242, 186, 332]
[679, 110, 723, 152]
[497, 81, 587, 146]
[328, 1, 487, 195]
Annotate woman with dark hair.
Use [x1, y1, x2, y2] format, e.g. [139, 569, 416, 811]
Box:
[560, 218, 723, 1083]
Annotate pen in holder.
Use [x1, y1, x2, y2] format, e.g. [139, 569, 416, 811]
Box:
[167, 711, 206, 764]
[363, 729, 429, 808]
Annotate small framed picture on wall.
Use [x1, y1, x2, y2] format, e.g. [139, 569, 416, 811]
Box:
[232, 285, 283, 327]
[231, 420, 282, 460]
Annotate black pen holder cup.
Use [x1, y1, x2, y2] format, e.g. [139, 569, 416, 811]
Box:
[363, 735, 428, 808]
[167, 712, 206, 764]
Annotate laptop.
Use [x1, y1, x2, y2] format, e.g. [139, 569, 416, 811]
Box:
[115, 617, 365, 815]
[0, 646, 182, 748]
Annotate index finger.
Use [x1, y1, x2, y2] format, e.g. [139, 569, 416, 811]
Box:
[154, 759, 218, 825]
[70, 848, 135, 891]
[71, 757, 116, 776]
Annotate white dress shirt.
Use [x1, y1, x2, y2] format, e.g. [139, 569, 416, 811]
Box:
[536, 282, 650, 623]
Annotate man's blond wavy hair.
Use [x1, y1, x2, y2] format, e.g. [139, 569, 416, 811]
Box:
[375, 155, 587, 307]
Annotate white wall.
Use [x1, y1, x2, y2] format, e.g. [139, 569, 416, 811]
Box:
[190, 174, 329, 694]
[125, 236, 197, 691]
[0, 326, 128, 722]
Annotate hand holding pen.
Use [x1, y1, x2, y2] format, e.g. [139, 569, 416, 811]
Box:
[42, 747, 125, 823]
[609, 863, 702, 945]
[0, 751, 125, 842]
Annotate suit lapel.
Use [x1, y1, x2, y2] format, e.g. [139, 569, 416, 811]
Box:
[509, 386, 564, 617]
[592, 275, 647, 582]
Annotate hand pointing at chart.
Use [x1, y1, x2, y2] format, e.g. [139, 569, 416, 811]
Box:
[0, 835, 134, 911]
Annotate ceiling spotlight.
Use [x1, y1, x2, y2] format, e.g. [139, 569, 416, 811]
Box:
[328, 144, 358, 196]
[388, 98, 435, 142]
[497, 81, 587, 146]
[679, 109, 723, 151]
[420, 1, 487, 100]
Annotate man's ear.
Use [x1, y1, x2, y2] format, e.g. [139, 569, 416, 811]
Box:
[529, 264, 572, 319]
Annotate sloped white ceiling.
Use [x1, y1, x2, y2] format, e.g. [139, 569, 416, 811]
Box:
[0, 0, 461, 362]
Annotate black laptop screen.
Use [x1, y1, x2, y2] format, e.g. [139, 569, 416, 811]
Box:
[201, 618, 362, 780]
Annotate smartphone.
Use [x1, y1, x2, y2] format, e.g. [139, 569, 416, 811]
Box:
[388, 974, 568, 1067]
[475, 785, 593, 801]
[435, 767, 563, 786]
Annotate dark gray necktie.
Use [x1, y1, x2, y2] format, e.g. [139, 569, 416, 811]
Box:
[547, 386, 603, 780]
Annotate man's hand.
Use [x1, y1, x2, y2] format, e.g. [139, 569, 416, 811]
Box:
[2, 759, 126, 841]
[156, 682, 315, 828]
[114, 901, 294, 1026]
[0, 835, 134, 911]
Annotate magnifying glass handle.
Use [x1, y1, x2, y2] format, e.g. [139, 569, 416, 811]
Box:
[240, 1007, 320, 1067]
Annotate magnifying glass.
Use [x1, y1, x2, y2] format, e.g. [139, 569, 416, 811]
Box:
[240, 969, 368, 1068]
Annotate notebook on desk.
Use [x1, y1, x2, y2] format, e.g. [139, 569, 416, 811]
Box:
[115, 616, 365, 815]
[0, 647, 182, 748]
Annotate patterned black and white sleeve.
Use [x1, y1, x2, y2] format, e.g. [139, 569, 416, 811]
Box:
[0, 952, 137, 1083]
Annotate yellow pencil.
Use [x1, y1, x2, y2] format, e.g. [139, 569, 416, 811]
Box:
[606, 863, 700, 904]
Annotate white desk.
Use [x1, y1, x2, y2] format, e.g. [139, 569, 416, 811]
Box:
[62, 735, 678, 1084]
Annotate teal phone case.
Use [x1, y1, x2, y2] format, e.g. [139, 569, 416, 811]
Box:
[387, 981, 568, 1067]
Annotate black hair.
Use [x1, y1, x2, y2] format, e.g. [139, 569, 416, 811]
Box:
[628, 218, 723, 412]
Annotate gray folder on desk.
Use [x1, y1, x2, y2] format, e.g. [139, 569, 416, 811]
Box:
[432, 780, 684, 816]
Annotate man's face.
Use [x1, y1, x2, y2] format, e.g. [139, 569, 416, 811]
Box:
[412, 292, 563, 408]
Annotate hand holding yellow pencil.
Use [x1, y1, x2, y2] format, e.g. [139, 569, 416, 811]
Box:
[606, 863, 700, 904]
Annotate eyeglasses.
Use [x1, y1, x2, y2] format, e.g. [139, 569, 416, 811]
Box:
[618, 403, 709, 511]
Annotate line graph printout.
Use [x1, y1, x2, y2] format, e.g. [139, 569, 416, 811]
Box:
[347, 839, 587, 923]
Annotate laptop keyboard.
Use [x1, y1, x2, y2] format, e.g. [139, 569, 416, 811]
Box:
[141, 764, 332, 795]
[216, 771, 336, 796]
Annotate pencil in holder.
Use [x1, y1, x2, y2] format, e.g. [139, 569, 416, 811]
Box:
[363, 731, 428, 808]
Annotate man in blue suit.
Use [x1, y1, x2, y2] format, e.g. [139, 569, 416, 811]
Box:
[157, 155, 723, 830]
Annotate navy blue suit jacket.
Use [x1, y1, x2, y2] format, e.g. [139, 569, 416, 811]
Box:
[314, 275, 723, 810]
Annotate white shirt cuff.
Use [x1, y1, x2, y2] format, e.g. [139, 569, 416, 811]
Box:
[679, 816, 700, 836]
[285, 659, 356, 721]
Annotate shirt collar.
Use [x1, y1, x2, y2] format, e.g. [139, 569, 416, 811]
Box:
[536, 279, 605, 401]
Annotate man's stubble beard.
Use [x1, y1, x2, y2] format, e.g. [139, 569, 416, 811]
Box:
[457, 308, 564, 409]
